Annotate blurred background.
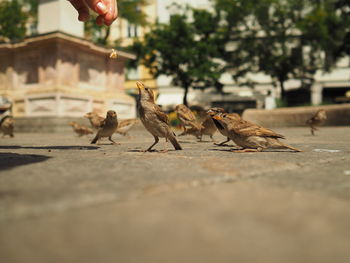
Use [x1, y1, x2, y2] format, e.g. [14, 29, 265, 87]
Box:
[0, 0, 349, 131]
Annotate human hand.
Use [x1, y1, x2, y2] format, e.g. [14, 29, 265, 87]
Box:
[68, 0, 118, 26]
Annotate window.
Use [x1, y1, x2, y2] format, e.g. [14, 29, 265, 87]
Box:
[127, 23, 138, 38]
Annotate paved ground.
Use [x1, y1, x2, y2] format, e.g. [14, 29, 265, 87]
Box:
[0, 126, 350, 263]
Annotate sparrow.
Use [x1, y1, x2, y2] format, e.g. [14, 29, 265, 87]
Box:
[84, 112, 105, 130]
[69, 122, 94, 137]
[207, 108, 241, 146]
[0, 116, 14, 138]
[91, 110, 119, 144]
[179, 114, 217, 141]
[306, 109, 327, 136]
[213, 113, 302, 152]
[116, 118, 138, 136]
[136, 81, 182, 152]
[175, 104, 203, 134]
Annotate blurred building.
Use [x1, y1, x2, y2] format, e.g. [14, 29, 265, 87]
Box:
[0, 0, 136, 132]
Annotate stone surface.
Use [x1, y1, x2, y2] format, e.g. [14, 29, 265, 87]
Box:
[243, 103, 350, 127]
[0, 126, 350, 263]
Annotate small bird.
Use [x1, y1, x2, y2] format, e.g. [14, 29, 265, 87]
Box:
[179, 114, 217, 141]
[116, 118, 138, 136]
[69, 122, 93, 137]
[84, 112, 105, 130]
[213, 113, 302, 152]
[91, 110, 119, 144]
[306, 109, 327, 136]
[207, 108, 241, 146]
[0, 116, 14, 138]
[136, 81, 182, 152]
[175, 104, 203, 134]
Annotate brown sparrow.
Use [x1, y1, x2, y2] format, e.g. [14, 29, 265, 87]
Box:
[306, 109, 327, 136]
[0, 116, 14, 138]
[84, 112, 105, 130]
[179, 114, 217, 141]
[175, 104, 203, 134]
[207, 108, 241, 146]
[116, 119, 138, 136]
[91, 110, 119, 144]
[136, 81, 182, 151]
[213, 113, 302, 152]
[69, 122, 93, 137]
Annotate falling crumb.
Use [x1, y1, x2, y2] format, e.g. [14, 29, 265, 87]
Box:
[109, 49, 118, 59]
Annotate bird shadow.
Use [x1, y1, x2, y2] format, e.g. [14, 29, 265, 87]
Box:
[127, 148, 179, 153]
[0, 152, 51, 171]
[208, 148, 301, 153]
[0, 145, 99, 150]
[213, 144, 237, 147]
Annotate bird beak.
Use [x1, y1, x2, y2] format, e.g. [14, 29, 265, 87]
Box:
[136, 81, 145, 90]
[213, 115, 222, 120]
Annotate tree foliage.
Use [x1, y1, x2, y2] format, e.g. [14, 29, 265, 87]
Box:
[129, 6, 224, 105]
[0, 0, 28, 42]
[213, 0, 350, 102]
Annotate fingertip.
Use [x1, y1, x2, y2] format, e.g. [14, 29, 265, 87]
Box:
[103, 6, 118, 26]
[96, 15, 104, 26]
[78, 12, 90, 22]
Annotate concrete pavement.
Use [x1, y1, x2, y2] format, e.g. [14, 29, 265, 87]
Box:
[0, 126, 350, 263]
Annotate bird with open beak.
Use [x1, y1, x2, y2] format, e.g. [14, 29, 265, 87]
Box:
[207, 108, 241, 146]
[306, 109, 327, 136]
[136, 81, 182, 152]
[213, 113, 302, 152]
[91, 110, 119, 144]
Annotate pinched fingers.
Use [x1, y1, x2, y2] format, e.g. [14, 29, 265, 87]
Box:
[102, 0, 118, 26]
[69, 0, 117, 26]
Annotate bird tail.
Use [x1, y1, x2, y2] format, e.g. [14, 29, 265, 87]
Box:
[91, 135, 99, 144]
[281, 143, 302, 152]
[168, 134, 182, 150]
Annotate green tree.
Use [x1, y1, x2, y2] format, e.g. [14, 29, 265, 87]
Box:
[0, 0, 28, 42]
[215, 0, 349, 104]
[129, 6, 224, 105]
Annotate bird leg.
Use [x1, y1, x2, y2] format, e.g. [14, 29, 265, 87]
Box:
[310, 126, 318, 136]
[158, 138, 169, 153]
[145, 136, 159, 152]
[215, 138, 230, 146]
[109, 136, 120, 145]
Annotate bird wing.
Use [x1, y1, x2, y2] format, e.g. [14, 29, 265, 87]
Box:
[179, 109, 196, 122]
[154, 105, 169, 124]
[232, 120, 285, 139]
[118, 119, 137, 128]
